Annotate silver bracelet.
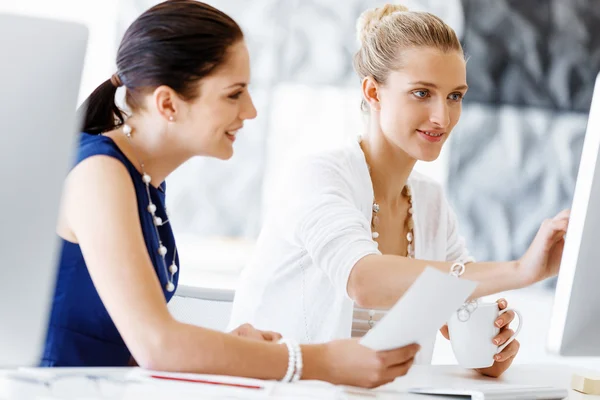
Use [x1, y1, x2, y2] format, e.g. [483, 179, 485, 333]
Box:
[450, 262, 480, 321]
[278, 338, 297, 383]
[450, 262, 466, 277]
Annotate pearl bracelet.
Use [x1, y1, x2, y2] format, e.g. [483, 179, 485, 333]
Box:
[290, 340, 303, 382]
[278, 338, 303, 383]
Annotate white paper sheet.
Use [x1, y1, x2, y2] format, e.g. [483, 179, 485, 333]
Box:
[360, 267, 478, 351]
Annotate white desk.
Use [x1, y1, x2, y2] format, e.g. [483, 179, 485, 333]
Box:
[386, 364, 600, 399]
[1, 364, 598, 399]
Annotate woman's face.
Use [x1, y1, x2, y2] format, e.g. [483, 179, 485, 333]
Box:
[375, 47, 467, 162]
[175, 40, 257, 160]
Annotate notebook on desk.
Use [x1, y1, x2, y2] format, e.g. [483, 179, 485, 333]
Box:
[408, 383, 568, 399]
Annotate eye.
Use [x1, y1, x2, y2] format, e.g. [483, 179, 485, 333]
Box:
[228, 91, 243, 100]
[448, 92, 464, 101]
[412, 90, 429, 99]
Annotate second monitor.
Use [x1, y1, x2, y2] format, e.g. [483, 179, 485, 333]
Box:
[547, 72, 600, 357]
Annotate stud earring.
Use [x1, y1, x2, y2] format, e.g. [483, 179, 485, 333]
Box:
[169, 116, 174, 122]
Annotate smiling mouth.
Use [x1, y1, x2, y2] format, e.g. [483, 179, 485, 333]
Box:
[417, 129, 444, 137]
[416, 129, 446, 143]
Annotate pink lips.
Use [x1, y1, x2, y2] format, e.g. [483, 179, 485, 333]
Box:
[226, 127, 242, 143]
[417, 129, 444, 143]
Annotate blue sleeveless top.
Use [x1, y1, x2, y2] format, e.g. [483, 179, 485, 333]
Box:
[41, 133, 179, 367]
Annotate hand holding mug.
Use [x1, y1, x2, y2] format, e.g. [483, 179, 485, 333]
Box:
[441, 298, 522, 378]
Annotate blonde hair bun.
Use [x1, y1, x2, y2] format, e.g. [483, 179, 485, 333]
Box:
[356, 4, 409, 44]
[352, 4, 463, 112]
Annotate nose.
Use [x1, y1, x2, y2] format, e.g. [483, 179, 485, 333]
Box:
[241, 94, 258, 120]
[429, 99, 450, 128]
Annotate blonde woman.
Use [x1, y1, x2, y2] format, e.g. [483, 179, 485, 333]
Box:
[229, 4, 569, 378]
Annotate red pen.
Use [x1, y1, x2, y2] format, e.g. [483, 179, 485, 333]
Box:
[149, 374, 265, 390]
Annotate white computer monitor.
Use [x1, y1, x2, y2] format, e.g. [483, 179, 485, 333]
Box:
[0, 13, 87, 367]
[547, 72, 600, 357]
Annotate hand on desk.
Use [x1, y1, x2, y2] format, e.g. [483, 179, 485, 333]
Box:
[229, 323, 283, 342]
[440, 298, 520, 378]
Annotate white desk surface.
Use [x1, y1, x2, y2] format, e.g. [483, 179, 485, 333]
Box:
[1, 364, 598, 399]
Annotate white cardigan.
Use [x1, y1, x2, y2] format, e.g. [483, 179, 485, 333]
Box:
[228, 139, 474, 364]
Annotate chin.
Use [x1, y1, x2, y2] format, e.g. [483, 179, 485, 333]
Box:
[212, 151, 233, 160]
[200, 145, 233, 160]
[218, 147, 234, 160]
[415, 150, 442, 163]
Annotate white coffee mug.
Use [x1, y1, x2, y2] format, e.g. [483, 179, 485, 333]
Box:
[447, 302, 523, 369]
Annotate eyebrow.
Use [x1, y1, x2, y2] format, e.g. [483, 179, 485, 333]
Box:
[408, 81, 469, 91]
[225, 82, 247, 89]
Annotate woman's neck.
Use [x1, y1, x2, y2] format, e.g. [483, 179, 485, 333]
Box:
[103, 116, 191, 187]
[360, 126, 417, 205]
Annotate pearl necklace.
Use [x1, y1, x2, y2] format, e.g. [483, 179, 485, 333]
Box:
[365, 184, 415, 330]
[122, 123, 178, 292]
[371, 184, 415, 257]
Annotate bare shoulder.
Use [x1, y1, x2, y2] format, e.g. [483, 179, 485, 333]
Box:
[60, 155, 137, 240]
[68, 154, 132, 186]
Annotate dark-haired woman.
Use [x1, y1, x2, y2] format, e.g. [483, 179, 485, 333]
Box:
[43, 0, 419, 388]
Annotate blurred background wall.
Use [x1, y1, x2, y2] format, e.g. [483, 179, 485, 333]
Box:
[450, 0, 600, 264]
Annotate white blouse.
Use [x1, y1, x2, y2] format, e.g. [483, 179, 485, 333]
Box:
[228, 139, 474, 364]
